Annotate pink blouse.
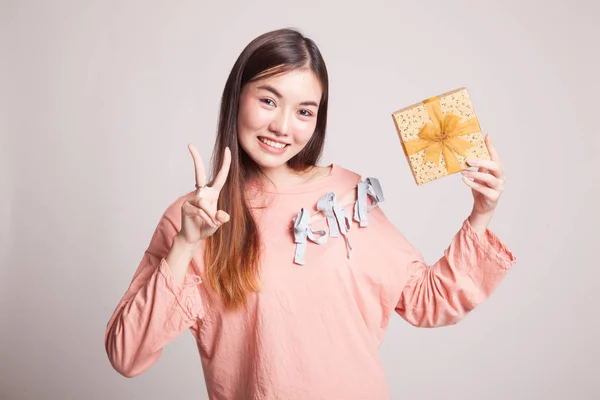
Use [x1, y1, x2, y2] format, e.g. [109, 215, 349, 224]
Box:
[105, 163, 516, 399]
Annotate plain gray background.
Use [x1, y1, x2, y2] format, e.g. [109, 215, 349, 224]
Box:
[1, 0, 599, 399]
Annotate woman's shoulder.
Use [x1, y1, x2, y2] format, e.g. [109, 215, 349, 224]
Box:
[156, 190, 196, 232]
[324, 163, 386, 213]
[332, 163, 379, 190]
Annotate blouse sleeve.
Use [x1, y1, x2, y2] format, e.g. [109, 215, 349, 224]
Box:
[104, 208, 206, 377]
[394, 216, 517, 328]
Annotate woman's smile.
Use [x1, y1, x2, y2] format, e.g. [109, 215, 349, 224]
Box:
[257, 136, 290, 154]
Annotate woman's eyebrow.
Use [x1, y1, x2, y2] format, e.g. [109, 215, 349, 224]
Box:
[256, 84, 319, 107]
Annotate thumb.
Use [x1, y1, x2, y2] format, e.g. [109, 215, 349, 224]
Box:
[216, 210, 230, 224]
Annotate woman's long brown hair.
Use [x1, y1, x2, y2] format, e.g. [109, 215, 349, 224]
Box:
[204, 28, 329, 311]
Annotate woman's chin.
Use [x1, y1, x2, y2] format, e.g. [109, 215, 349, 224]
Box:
[248, 151, 294, 171]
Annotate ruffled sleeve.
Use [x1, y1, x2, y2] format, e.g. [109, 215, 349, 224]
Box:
[395, 216, 516, 328]
[105, 209, 206, 377]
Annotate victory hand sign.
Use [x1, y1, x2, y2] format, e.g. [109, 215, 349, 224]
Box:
[177, 144, 232, 245]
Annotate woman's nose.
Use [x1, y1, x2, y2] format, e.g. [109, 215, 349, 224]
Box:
[269, 110, 291, 136]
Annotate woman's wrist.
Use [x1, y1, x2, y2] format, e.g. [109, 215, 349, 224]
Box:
[468, 210, 495, 236]
[165, 234, 201, 287]
[172, 233, 201, 257]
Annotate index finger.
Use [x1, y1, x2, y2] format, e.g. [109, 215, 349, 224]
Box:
[486, 134, 502, 165]
[188, 143, 206, 188]
[211, 147, 231, 191]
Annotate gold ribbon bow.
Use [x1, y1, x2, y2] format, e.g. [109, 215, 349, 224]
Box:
[403, 96, 481, 174]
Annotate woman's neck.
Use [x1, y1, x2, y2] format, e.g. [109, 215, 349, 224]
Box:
[260, 164, 327, 188]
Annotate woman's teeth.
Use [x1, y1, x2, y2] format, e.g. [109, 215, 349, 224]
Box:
[259, 137, 287, 149]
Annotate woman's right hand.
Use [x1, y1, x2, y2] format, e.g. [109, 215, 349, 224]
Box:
[178, 144, 231, 245]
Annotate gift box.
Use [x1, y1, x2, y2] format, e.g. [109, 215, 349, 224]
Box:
[391, 87, 490, 185]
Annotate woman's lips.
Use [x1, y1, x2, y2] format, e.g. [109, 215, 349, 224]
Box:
[257, 136, 289, 154]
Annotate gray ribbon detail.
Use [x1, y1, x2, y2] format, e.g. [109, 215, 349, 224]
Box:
[317, 192, 353, 259]
[293, 207, 327, 265]
[353, 177, 384, 227]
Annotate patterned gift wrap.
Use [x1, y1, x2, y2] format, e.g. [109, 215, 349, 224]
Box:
[391, 87, 490, 185]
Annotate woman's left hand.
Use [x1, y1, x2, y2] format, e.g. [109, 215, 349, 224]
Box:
[461, 134, 507, 217]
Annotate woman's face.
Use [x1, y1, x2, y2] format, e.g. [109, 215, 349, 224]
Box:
[237, 68, 322, 174]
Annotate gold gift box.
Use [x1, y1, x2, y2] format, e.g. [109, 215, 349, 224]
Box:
[391, 87, 490, 185]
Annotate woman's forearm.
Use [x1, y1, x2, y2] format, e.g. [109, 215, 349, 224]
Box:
[468, 210, 494, 236]
[165, 234, 200, 287]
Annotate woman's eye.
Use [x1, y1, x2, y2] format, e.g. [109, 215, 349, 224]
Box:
[299, 109, 313, 117]
[261, 98, 275, 106]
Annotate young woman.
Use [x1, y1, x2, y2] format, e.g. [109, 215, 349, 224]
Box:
[105, 28, 516, 399]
